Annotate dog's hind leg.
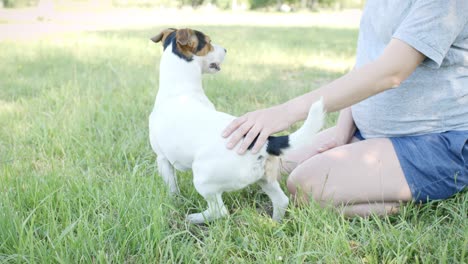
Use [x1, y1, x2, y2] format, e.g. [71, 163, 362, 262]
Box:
[186, 192, 228, 224]
[258, 180, 289, 221]
[157, 156, 179, 194]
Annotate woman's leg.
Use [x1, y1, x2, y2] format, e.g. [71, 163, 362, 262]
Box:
[282, 126, 352, 173]
[286, 137, 412, 217]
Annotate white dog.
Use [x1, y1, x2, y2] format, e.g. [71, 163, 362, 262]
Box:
[149, 28, 324, 224]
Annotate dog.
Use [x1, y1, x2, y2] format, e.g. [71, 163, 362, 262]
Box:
[149, 28, 324, 224]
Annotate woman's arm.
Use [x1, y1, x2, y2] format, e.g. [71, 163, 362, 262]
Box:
[223, 38, 426, 154]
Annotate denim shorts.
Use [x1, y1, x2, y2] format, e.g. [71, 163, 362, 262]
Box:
[354, 130, 467, 203]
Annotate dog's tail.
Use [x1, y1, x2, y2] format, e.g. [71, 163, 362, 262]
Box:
[256, 98, 324, 157]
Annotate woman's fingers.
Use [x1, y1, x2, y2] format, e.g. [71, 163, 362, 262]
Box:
[226, 121, 254, 149]
[317, 140, 337, 153]
[223, 106, 289, 154]
[222, 116, 247, 138]
[237, 125, 262, 154]
[251, 130, 270, 154]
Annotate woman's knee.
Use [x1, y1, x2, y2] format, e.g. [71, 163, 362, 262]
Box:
[287, 171, 308, 204]
[287, 147, 359, 205]
[286, 156, 330, 202]
[287, 161, 309, 195]
[286, 172, 300, 196]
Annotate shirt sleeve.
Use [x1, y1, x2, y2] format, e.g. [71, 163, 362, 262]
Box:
[392, 0, 468, 68]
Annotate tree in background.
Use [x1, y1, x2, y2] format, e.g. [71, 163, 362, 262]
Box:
[1, 0, 364, 10]
[2, 0, 38, 7]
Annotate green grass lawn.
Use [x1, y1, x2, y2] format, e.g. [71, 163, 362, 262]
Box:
[0, 23, 466, 263]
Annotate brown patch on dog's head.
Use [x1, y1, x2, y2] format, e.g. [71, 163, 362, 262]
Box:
[174, 28, 198, 59]
[191, 31, 213, 57]
[151, 28, 214, 61]
[176, 28, 214, 57]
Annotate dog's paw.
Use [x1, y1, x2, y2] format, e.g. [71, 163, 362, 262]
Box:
[186, 213, 207, 224]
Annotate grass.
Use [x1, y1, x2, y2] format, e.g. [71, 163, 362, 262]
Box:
[0, 21, 467, 263]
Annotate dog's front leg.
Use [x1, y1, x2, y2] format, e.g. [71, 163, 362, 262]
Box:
[157, 156, 179, 194]
[258, 180, 289, 221]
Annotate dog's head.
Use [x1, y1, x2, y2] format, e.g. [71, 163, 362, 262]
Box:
[151, 28, 226, 74]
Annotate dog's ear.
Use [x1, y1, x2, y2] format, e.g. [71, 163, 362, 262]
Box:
[176, 28, 190, 45]
[151, 28, 176, 44]
[176, 28, 196, 48]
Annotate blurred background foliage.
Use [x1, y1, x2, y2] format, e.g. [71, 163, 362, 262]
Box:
[1, 0, 365, 10]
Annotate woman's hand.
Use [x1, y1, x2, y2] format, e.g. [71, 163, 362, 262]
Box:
[222, 104, 293, 154]
[317, 107, 356, 154]
[316, 130, 352, 153]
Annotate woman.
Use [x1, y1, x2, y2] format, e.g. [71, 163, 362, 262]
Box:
[222, 0, 468, 217]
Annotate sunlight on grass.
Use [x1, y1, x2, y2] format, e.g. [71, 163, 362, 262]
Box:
[0, 100, 22, 114]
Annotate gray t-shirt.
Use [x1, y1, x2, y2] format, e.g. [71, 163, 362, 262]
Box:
[351, 0, 468, 138]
